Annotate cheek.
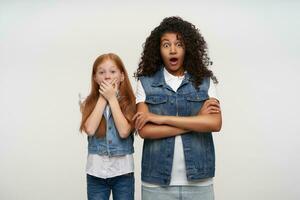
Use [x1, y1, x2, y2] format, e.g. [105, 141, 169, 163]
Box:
[160, 53, 169, 63]
[94, 75, 103, 83]
[179, 51, 185, 61]
[160, 48, 167, 58]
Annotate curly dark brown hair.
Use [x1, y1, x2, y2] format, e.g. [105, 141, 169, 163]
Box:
[135, 16, 217, 87]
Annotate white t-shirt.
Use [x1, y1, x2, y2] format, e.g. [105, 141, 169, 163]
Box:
[86, 106, 134, 179]
[136, 68, 217, 186]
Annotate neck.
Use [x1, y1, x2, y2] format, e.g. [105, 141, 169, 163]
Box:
[165, 68, 184, 77]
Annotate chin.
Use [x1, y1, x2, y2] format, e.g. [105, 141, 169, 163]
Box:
[168, 65, 181, 72]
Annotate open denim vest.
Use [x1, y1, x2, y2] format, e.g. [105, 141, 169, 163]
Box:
[88, 107, 134, 157]
[140, 67, 215, 185]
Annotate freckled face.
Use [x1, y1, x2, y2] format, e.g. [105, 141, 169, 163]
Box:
[94, 59, 124, 86]
[160, 32, 185, 76]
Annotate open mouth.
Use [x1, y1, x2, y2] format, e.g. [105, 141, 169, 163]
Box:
[170, 58, 178, 62]
[169, 58, 178, 65]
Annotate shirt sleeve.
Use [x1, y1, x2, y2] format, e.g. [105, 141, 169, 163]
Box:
[135, 80, 146, 104]
[208, 78, 218, 99]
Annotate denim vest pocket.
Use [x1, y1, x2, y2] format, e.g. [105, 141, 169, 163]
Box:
[186, 91, 209, 115]
[145, 95, 168, 114]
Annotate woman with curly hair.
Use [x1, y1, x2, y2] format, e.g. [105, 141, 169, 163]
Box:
[133, 16, 222, 200]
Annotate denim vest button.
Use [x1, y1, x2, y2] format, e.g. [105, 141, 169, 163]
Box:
[87, 114, 134, 156]
[140, 72, 214, 183]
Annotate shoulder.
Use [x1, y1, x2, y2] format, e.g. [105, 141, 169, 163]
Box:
[135, 80, 146, 104]
[139, 73, 156, 87]
[207, 77, 218, 99]
[139, 67, 163, 82]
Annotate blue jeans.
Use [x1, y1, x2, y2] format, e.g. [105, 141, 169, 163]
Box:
[87, 173, 134, 200]
[142, 184, 214, 200]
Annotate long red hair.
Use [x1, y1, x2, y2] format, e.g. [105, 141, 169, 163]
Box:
[80, 53, 136, 137]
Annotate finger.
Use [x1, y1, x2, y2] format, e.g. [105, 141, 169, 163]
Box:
[135, 120, 139, 129]
[136, 116, 144, 130]
[136, 119, 142, 130]
[206, 101, 220, 108]
[134, 114, 143, 128]
[99, 90, 105, 96]
[137, 117, 146, 130]
[111, 79, 117, 85]
[209, 97, 220, 103]
[135, 118, 139, 129]
[207, 109, 219, 114]
[206, 105, 220, 110]
[202, 100, 212, 107]
[111, 79, 119, 90]
[208, 111, 220, 114]
[207, 107, 221, 114]
[139, 119, 148, 129]
[207, 98, 218, 103]
[102, 80, 110, 87]
[206, 99, 219, 104]
[132, 113, 138, 121]
[100, 85, 106, 92]
[99, 82, 106, 90]
[133, 112, 143, 120]
[132, 112, 141, 121]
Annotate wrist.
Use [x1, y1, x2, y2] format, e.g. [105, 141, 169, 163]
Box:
[151, 113, 164, 125]
[159, 115, 167, 125]
[107, 95, 118, 104]
[98, 95, 107, 103]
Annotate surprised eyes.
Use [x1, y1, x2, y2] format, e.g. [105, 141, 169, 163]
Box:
[161, 42, 183, 48]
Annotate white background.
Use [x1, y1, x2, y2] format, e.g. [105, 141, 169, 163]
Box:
[1, 1, 299, 199]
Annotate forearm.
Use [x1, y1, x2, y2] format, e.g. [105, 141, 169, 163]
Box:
[138, 123, 188, 139]
[84, 97, 107, 135]
[160, 114, 222, 132]
[109, 97, 132, 138]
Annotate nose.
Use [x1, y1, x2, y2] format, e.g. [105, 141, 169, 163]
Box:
[104, 73, 111, 80]
[170, 44, 177, 54]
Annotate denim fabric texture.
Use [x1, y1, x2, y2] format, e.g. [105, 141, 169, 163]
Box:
[142, 184, 214, 200]
[87, 107, 134, 157]
[140, 67, 215, 185]
[87, 173, 134, 200]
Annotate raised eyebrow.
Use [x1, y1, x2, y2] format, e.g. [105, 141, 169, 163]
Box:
[161, 39, 170, 43]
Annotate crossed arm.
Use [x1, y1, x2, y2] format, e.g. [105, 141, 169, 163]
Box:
[133, 98, 222, 139]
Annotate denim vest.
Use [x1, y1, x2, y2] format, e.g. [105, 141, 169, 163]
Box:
[88, 107, 134, 157]
[140, 67, 215, 185]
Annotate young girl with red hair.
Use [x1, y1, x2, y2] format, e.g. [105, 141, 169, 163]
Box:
[80, 53, 135, 200]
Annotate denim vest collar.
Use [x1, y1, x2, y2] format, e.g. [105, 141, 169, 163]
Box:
[87, 105, 134, 157]
[140, 67, 215, 185]
[151, 66, 192, 92]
